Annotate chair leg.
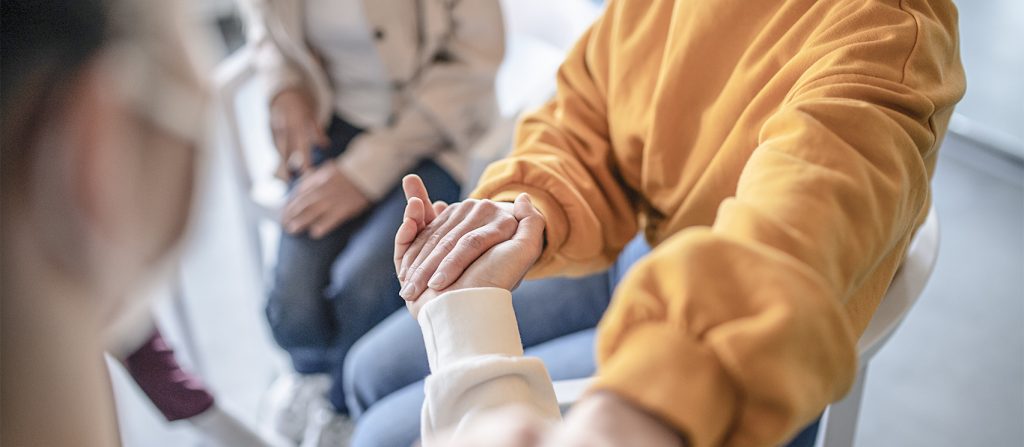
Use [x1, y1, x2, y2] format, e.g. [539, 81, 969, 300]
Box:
[819, 365, 868, 447]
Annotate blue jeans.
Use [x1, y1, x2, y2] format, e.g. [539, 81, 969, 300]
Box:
[345, 236, 821, 446]
[265, 116, 461, 413]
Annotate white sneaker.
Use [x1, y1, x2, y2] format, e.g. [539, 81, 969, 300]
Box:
[299, 399, 355, 447]
[190, 404, 291, 447]
[262, 373, 332, 444]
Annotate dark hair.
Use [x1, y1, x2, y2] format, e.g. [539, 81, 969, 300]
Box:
[1, 0, 109, 191]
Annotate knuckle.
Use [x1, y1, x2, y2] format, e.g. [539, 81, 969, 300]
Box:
[461, 232, 486, 250]
[439, 252, 464, 269]
[496, 216, 518, 233]
[438, 237, 458, 252]
[481, 199, 499, 211]
[408, 266, 426, 283]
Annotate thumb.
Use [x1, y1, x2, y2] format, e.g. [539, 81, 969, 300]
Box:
[511, 194, 545, 246]
[402, 174, 437, 222]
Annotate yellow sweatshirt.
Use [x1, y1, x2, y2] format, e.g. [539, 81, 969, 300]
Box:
[471, 0, 965, 445]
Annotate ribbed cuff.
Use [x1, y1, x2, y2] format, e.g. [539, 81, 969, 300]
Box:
[417, 288, 523, 372]
[592, 324, 739, 447]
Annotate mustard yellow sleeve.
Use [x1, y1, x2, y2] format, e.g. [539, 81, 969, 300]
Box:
[592, 9, 965, 447]
[470, 16, 638, 279]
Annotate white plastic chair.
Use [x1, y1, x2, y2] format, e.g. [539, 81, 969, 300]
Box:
[212, 0, 603, 281]
[552, 208, 941, 447]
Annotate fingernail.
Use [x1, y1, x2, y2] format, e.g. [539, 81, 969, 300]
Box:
[428, 272, 446, 289]
[400, 283, 415, 299]
[398, 267, 407, 280]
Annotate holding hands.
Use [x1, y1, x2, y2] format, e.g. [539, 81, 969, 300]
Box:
[393, 175, 545, 317]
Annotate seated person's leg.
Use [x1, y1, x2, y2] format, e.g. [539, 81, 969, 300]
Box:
[348, 331, 600, 447]
[349, 380, 425, 447]
[343, 307, 429, 418]
[267, 226, 351, 375]
[523, 328, 597, 381]
[122, 329, 214, 421]
[344, 268, 613, 442]
[266, 116, 365, 375]
[322, 160, 461, 414]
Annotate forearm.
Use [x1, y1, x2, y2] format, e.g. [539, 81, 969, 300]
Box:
[418, 288, 560, 443]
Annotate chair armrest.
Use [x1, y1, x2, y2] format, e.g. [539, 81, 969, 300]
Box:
[856, 207, 940, 361]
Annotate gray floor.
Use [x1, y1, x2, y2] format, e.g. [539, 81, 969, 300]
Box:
[854, 134, 1024, 446]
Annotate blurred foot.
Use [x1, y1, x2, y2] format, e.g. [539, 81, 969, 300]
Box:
[299, 399, 354, 447]
[191, 403, 291, 447]
[262, 373, 331, 444]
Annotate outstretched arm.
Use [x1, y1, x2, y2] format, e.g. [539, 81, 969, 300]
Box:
[396, 8, 638, 302]
[394, 176, 560, 446]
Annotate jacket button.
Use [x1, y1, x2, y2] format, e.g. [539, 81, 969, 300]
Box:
[374, 28, 385, 40]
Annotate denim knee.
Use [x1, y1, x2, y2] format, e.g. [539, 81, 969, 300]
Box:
[265, 282, 334, 350]
[349, 380, 424, 447]
[342, 310, 430, 417]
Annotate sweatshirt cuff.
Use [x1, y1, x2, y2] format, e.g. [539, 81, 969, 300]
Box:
[417, 288, 523, 372]
[591, 324, 739, 447]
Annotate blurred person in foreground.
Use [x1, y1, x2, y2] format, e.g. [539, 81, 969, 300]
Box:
[0, 1, 275, 445]
[392, 0, 966, 446]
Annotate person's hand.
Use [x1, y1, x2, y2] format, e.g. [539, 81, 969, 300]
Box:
[396, 178, 545, 301]
[394, 175, 545, 318]
[270, 88, 327, 179]
[282, 163, 370, 238]
[543, 392, 687, 447]
[423, 405, 552, 447]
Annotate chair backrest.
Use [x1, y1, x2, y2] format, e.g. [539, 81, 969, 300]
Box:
[554, 208, 941, 407]
[856, 207, 939, 363]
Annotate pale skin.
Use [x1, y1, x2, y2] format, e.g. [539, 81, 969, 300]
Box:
[271, 88, 370, 239]
[2, 55, 201, 447]
[394, 175, 686, 447]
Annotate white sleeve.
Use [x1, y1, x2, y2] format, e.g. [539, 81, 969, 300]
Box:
[417, 288, 561, 445]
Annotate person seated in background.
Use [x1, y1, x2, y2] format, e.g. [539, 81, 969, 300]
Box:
[0, 0, 227, 445]
[242, 2, 621, 446]
[395, 0, 966, 446]
[240, 1, 498, 442]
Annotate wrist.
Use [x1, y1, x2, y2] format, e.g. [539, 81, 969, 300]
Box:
[577, 392, 690, 447]
[416, 287, 521, 372]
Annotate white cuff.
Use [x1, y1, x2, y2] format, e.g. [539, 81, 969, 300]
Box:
[417, 287, 522, 372]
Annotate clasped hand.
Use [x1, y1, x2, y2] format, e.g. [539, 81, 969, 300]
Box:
[393, 175, 545, 317]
